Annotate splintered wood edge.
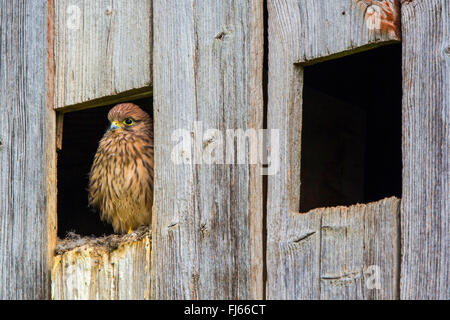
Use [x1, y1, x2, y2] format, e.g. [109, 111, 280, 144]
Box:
[296, 196, 400, 216]
[297, 40, 399, 66]
[51, 227, 152, 300]
[54, 226, 152, 256]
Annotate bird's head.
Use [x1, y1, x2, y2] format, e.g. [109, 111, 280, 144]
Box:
[107, 103, 152, 134]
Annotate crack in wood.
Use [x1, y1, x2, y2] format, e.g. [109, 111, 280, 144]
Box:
[292, 231, 316, 243]
[167, 222, 179, 230]
[321, 271, 361, 281]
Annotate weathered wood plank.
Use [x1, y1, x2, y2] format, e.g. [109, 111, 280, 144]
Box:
[400, 0, 449, 300]
[47, 0, 58, 294]
[0, 0, 54, 299]
[269, 0, 400, 65]
[151, 0, 264, 299]
[53, 0, 152, 110]
[51, 231, 151, 300]
[320, 198, 400, 300]
[267, 0, 402, 300]
[268, 198, 400, 299]
[270, 204, 322, 299]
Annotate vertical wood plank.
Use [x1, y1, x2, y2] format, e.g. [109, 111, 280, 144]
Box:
[47, 0, 58, 293]
[400, 0, 449, 300]
[54, 0, 152, 110]
[276, 0, 401, 65]
[267, 0, 402, 299]
[320, 205, 365, 299]
[320, 198, 400, 300]
[51, 233, 152, 300]
[270, 206, 322, 299]
[268, 198, 400, 300]
[151, 0, 264, 299]
[299, 0, 401, 63]
[0, 0, 53, 299]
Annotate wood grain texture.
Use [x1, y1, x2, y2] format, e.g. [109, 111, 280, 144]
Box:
[268, 197, 400, 299]
[53, 0, 152, 110]
[266, 0, 401, 300]
[400, 0, 449, 300]
[270, 0, 401, 65]
[0, 0, 53, 299]
[46, 0, 58, 293]
[151, 0, 264, 299]
[51, 234, 151, 300]
[320, 198, 400, 300]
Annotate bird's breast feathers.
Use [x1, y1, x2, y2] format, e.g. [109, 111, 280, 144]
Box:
[89, 131, 154, 233]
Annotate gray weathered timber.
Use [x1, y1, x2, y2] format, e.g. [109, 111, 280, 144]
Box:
[286, 0, 401, 64]
[400, 0, 449, 300]
[268, 197, 400, 300]
[266, 0, 401, 299]
[53, 0, 152, 110]
[320, 198, 400, 300]
[151, 0, 264, 299]
[51, 234, 151, 300]
[0, 0, 55, 299]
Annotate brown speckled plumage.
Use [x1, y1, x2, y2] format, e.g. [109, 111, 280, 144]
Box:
[88, 103, 154, 234]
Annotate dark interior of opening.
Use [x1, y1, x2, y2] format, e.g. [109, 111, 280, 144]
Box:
[299, 44, 402, 213]
[57, 97, 153, 238]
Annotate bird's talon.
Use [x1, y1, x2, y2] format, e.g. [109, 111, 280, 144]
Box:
[128, 226, 132, 234]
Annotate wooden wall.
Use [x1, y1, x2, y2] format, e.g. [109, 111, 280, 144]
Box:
[0, 0, 55, 299]
[266, 0, 401, 299]
[400, 0, 449, 299]
[51, 230, 151, 299]
[1, 0, 447, 300]
[151, 0, 264, 299]
[49, 0, 153, 300]
[53, 0, 152, 111]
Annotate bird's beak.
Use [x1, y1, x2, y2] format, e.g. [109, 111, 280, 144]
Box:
[110, 120, 122, 131]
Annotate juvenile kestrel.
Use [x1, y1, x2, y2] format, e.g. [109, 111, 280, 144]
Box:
[88, 103, 154, 234]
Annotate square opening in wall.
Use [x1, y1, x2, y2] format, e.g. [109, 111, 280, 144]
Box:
[299, 44, 402, 213]
[57, 97, 153, 237]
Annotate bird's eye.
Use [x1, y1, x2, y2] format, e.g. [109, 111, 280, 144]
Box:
[123, 118, 134, 126]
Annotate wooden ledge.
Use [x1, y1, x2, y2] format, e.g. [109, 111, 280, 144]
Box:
[52, 227, 152, 300]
